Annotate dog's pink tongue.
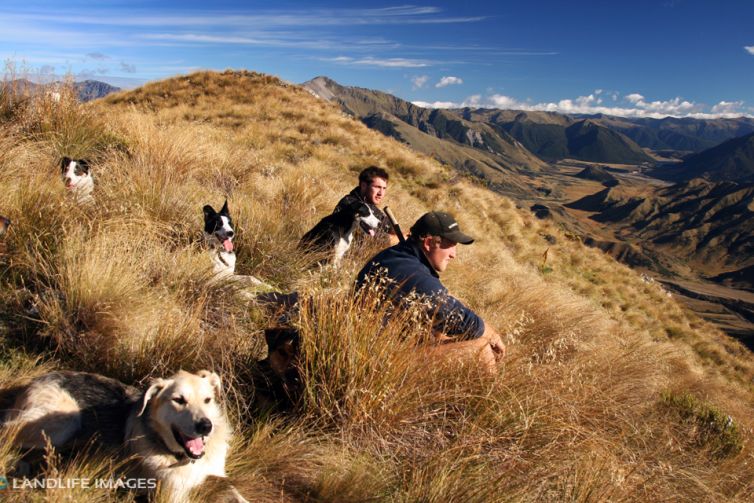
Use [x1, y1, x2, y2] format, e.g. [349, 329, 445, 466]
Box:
[185, 436, 205, 456]
[222, 239, 233, 252]
[368, 229, 376, 237]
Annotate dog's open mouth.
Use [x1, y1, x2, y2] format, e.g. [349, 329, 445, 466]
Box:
[171, 425, 206, 459]
[360, 221, 376, 236]
[220, 237, 234, 252]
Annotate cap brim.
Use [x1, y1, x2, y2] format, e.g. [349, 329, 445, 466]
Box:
[444, 230, 474, 245]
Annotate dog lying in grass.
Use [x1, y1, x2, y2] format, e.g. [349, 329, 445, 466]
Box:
[1, 369, 247, 502]
[61, 157, 94, 204]
[203, 200, 271, 292]
[251, 326, 302, 414]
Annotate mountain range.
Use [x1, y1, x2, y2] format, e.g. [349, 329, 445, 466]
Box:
[652, 132, 754, 183]
[304, 76, 754, 174]
[3, 78, 121, 102]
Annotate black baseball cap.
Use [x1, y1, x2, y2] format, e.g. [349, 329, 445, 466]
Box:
[410, 211, 474, 245]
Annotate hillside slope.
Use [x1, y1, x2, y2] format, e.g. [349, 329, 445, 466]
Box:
[566, 179, 754, 275]
[653, 132, 754, 183]
[1, 70, 753, 502]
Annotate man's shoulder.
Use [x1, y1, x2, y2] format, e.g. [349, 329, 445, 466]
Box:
[362, 244, 441, 290]
[335, 187, 362, 208]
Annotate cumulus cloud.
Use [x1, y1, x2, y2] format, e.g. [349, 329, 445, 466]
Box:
[435, 76, 463, 88]
[745, 46, 754, 55]
[412, 89, 750, 118]
[412, 100, 461, 108]
[711, 100, 745, 114]
[411, 75, 429, 89]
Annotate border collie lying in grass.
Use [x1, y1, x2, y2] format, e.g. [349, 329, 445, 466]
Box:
[299, 199, 382, 266]
[203, 201, 270, 290]
[61, 157, 94, 204]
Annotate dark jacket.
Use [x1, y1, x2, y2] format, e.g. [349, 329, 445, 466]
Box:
[335, 187, 393, 235]
[355, 240, 485, 339]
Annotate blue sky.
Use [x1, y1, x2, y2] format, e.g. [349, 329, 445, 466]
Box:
[2, 0, 753, 118]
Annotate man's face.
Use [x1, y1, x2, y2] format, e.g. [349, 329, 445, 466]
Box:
[359, 177, 388, 206]
[422, 236, 457, 273]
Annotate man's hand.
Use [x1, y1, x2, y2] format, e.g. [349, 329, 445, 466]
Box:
[482, 323, 506, 360]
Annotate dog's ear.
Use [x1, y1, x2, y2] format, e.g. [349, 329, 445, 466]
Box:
[77, 159, 90, 174]
[264, 327, 299, 352]
[197, 370, 222, 398]
[265, 327, 300, 378]
[203, 205, 217, 219]
[137, 377, 171, 417]
[60, 157, 71, 173]
[220, 200, 229, 216]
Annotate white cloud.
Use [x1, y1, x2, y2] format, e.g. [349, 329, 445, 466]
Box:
[411, 90, 751, 118]
[412, 100, 461, 108]
[0, 7, 485, 28]
[744, 46, 754, 55]
[411, 75, 429, 89]
[323, 56, 429, 68]
[489, 94, 520, 108]
[711, 100, 745, 114]
[465, 95, 482, 107]
[436, 75, 463, 88]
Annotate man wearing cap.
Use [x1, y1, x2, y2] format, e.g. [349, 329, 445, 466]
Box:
[335, 166, 400, 245]
[355, 211, 505, 371]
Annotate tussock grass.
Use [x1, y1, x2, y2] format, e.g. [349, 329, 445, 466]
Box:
[0, 70, 753, 501]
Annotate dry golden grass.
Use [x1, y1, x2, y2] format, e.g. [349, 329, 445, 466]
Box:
[0, 70, 753, 501]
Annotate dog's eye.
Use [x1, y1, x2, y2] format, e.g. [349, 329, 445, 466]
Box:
[204, 397, 212, 404]
[172, 396, 186, 406]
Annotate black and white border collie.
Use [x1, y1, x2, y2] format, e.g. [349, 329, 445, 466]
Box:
[61, 157, 93, 204]
[203, 200, 236, 279]
[203, 201, 268, 289]
[299, 199, 382, 266]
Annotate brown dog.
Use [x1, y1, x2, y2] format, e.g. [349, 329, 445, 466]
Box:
[251, 327, 302, 413]
[0, 215, 9, 237]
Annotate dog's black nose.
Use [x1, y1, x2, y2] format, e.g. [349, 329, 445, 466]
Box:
[226, 230, 234, 238]
[195, 418, 212, 435]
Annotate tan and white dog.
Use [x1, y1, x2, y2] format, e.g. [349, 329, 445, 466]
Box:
[1, 369, 247, 502]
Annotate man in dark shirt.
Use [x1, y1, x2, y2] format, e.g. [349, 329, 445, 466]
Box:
[356, 211, 505, 372]
[335, 166, 400, 245]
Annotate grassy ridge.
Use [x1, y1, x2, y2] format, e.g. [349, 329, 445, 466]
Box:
[0, 70, 753, 501]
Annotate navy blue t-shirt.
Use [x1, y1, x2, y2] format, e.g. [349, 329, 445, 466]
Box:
[355, 240, 485, 339]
